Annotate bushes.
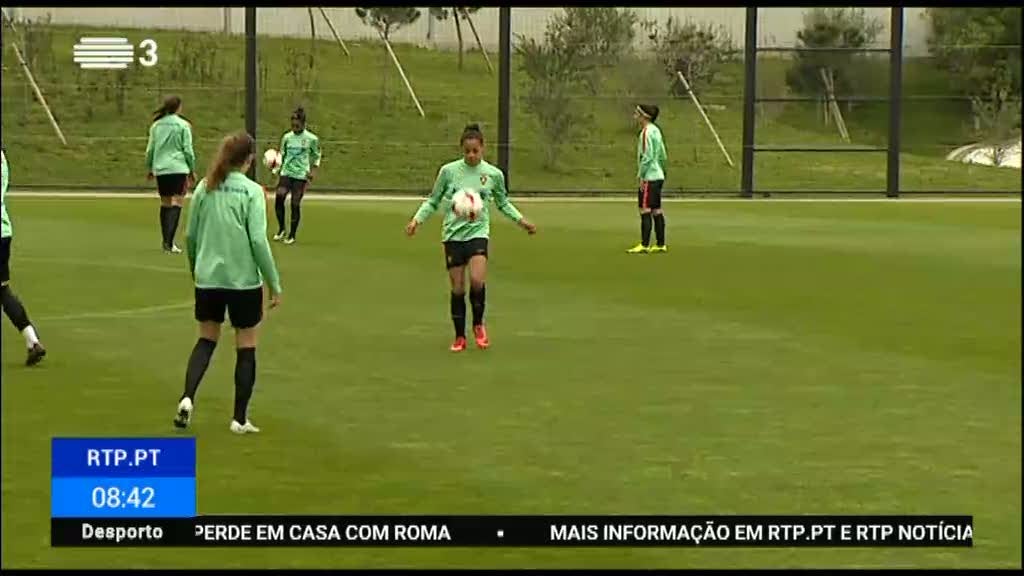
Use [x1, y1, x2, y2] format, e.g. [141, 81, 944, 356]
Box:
[784, 8, 882, 100]
[516, 8, 639, 168]
[644, 17, 735, 97]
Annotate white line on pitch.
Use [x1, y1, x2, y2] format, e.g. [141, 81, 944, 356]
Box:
[39, 301, 192, 322]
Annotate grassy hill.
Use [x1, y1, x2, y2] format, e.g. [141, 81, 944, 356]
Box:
[1, 24, 1019, 194]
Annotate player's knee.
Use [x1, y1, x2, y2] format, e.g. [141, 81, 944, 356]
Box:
[652, 209, 663, 216]
[275, 190, 288, 200]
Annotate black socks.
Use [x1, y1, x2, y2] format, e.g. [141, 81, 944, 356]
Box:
[469, 285, 486, 327]
[160, 206, 183, 248]
[181, 340, 258, 425]
[641, 213, 653, 247]
[653, 213, 666, 247]
[1, 285, 31, 331]
[450, 292, 466, 338]
[289, 200, 301, 239]
[275, 194, 287, 234]
[233, 347, 256, 425]
[182, 338, 217, 402]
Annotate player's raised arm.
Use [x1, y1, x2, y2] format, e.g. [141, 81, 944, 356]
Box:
[492, 170, 536, 234]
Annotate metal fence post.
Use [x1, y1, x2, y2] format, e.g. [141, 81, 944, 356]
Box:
[498, 7, 511, 187]
[741, 6, 757, 198]
[886, 7, 904, 198]
[245, 7, 257, 180]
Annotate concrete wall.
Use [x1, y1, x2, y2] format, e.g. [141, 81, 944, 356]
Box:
[9, 7, 932, 56]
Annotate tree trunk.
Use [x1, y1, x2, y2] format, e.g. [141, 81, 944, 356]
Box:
[380, 33, 390, 110]
[453, 8, 464, 71]
[307, 8, 317, 71]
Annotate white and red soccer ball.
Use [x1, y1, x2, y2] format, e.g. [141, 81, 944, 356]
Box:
[262, 148, 282, 172]
[452, 188, 482, 221]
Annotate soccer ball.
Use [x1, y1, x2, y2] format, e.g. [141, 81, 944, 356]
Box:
[452, 188, 482, 221]
[263, 148, 282, 171]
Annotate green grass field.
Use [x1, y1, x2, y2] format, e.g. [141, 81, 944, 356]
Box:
[1, 196, 1020, 569]
[2, 23, 1021, 193]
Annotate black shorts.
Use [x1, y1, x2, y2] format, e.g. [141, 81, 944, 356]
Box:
[638, 180, 664, 210]
[157, 173, 188, 197]
[443, 238, 488, 270]
[194, 287, 264, 329]
[277, 176, 308, 197]
[1, 235, 10, 285]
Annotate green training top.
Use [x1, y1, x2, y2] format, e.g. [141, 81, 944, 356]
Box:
[637, 122, 668, 182]
[413, 159, 523, 242]
[145, 113, 196, 176]
[1, 150, 11, 238]
[186, 171, 282, 295]
[279, 130, 321, 180]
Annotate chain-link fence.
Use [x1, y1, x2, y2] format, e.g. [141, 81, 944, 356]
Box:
[1, 7, 1020, 195]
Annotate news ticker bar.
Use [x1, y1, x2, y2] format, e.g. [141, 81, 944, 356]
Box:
[53, 515, 973, 547]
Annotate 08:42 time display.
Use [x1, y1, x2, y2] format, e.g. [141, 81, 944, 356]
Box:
[91, 486, 156, 509]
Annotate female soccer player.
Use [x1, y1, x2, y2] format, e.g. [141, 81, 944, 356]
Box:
[1, 146, 46, 366]
[405, 123, 537, 352]
[627, 104, 669, 254]
[145, 95, 196, 254]
[273, 107, 321, 245]
[173, 131, 283, 435]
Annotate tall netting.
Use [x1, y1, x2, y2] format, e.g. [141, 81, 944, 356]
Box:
[0, 7, 1018, 195]
[254, 7, 499, 192]
[753, 7, 891, 193]
[1, 7, 244, 189]
[509, 7, 746, 195]
[900, 7, 1021, 193]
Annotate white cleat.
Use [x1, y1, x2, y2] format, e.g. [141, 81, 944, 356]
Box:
[164, 244, 183, 254]
[273, 231, 288, 241]
[282, 237, 296, 245]
[230, 420, 261, 434]
[173, 397, 193, 429]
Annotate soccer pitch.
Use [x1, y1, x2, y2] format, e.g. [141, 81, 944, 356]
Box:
[1, 196, 1020, 569]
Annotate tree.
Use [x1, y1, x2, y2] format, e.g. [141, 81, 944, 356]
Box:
[429, 7, 482, 71]
[926, 7, 1022, 137]
[355, 7, 421, 108]
[643, 17, 735, 97]
[552, 7, 638, 94]
[515, 15, 599, 168]
[785, 8, 882, 102]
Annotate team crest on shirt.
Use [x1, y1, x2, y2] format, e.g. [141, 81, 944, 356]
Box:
[480, 175, 488, 186]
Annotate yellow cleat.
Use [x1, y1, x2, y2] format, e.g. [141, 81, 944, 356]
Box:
[626, 243, 649, 254]
[649, 245, 668, 254]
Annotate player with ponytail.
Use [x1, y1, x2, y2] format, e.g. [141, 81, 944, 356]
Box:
[406, 124, 536, 352]
[272, 107, 322, 245]
[175, 131, 283, 435]
[145, 95, 196, 253]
